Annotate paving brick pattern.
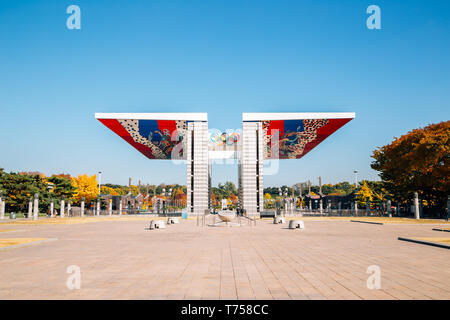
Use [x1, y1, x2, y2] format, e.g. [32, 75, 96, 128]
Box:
[0, 218, 449, 299]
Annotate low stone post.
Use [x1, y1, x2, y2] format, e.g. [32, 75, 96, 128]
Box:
[96, 200, 100, 216]
[67, 200, 71, 217]
[28, 197, 33, 219]
[33, 193, 39, 220]
[50, 200, 54, 217]
[60, 195, 65, 218]
[109, 199, 112, 216]
[387, 199, 392, 217]
[414, 192, 420, 220]
[81, 197, 85, 217]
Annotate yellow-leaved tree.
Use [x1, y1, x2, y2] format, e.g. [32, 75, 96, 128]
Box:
[100, 186, 119, 196]
[356, 181, 374, 206]
[71, 174, 99, 204]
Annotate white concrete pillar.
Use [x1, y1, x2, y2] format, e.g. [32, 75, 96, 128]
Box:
[50, 200, 54, 217]
[81, 197, 85, 217]
[67, 201, 71, 217]
[119, 200, 122, 215]
[354, 200, 358, 215]
[186, 121, 210, 216]
[319, 198, 323, 214]
[0, 198, 4, 219]
[109, 199, 112, 216]
[60, 196, 65, 218]
[28, 197, 33, 219]
[96, 200, 100, 216]
[414, 192, 420, 220]
[33, 193, 39, 220]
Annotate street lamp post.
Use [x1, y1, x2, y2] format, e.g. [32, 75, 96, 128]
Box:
[98, 171, 102, 194]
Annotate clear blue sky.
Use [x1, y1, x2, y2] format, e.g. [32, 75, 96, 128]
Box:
[0, 0, 449, 187]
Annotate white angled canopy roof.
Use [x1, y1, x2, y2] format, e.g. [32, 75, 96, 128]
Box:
[95, 113, 208, 121]
[242, 112, 355, 121]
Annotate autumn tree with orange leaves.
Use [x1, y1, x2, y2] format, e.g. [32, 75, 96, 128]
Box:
[371, 121, 449, 211]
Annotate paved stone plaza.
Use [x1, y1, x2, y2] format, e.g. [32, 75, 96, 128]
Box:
[0, 217, 449, 300]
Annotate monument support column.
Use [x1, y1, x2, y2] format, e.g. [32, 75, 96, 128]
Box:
[239, 121, 263, 217]
[186, 120, 209, 216]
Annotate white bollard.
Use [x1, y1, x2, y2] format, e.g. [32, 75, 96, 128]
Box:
[96, 200, 100, 216]
[289, 220, 305, 229]
[119, 201, 122, 215]
[67, 201, 71, 217]
[109, 200, 112, 216]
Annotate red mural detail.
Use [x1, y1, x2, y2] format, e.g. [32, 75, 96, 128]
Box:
[267, 120, 284, 137]
[157, 120, 177, 135]
[97, 119, 155, 159]
[301, 118, 352, 158]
